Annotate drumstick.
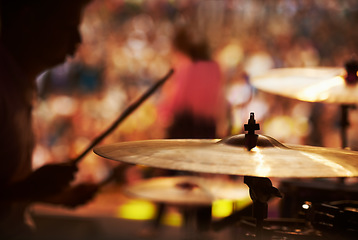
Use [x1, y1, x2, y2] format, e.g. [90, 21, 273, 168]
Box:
[72, 69, 174, 165]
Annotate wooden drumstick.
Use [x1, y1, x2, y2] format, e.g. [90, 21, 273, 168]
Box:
[72, 69, 174, 165]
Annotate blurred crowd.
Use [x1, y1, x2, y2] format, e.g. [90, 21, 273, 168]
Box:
[32, 0, 358, 182]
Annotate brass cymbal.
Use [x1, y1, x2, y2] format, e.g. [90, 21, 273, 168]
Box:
[123, 176, 249, 206]
[250, 67, 358, 104]
[93, 134, 358, 178]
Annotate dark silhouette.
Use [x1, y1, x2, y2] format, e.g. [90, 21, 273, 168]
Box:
[0, 1, 97, 239]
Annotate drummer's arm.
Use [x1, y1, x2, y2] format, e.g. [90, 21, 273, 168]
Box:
[2, 176, 98, 210]
[1, 162, 78, 202]
[37, 183, 99, 208]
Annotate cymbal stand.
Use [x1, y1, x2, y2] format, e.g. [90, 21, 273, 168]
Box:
[244, 176, 282, 240]
[340, 59, 358, 149]
[340, 104, 356, 150]
[243, 113, 282, 239]
[339, 60, 358, 184]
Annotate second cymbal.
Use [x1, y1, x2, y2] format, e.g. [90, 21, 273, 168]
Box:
[250, 67, 358, 104]
[123, 176, 249, 206]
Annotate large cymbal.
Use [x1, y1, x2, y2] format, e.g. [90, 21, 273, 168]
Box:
[123, 176, 249, 206]
[250, 67, 358, 104]
[93, 134, 358, 178]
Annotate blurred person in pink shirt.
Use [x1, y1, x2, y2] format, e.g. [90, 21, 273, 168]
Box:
[162, 27, 226, 140]
[152, 27, 227, 234]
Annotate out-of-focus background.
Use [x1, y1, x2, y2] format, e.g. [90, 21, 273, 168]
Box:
[30, 1, 358, 239]
[33, 0, 358, 182]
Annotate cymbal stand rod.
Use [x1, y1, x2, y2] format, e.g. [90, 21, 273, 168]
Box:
[72, 69, 174, 165]
[243, 113, 265, 239]
[244, 176, 282, 240]
[339, 60, 358, 183]
[339, 104, 356, 184]
[341, 59, 358, 149]
[253, 201, 265, 240]
[340, 104, 351, 149]
[242, 113, 281, 238]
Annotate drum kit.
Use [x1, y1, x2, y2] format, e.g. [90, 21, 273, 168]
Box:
[92, 61, 358, 239]
[122, 175, 249, 206]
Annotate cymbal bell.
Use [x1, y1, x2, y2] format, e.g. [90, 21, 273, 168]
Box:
[123, 176, 249, 206]
[250, 67, 358, 104]
[93, 134, 358, 178]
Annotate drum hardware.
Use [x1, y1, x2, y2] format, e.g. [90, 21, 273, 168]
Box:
[250, 62, 358, 235]
[93, 118, 358, 178]
[279, 178, 358, 219]
[244, 176, 282, 239]
[237, 216, 325, 240]
[249, 64, 358, 105]
[344, 60, 358, 86]
[244, 112, 260, 151]
[94, 112, 358, 239]
[122, 176, 249, 206]
[250, 60, 358, 149]
[340, 60, 358, 149]
[302, 200, 358, 240]
[214, 209, 324, 239]
[242, 113, 282, 239]
[122, 175, 251, 237]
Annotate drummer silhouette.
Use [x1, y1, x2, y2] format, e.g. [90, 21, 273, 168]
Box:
[0, 0, 98, 239]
